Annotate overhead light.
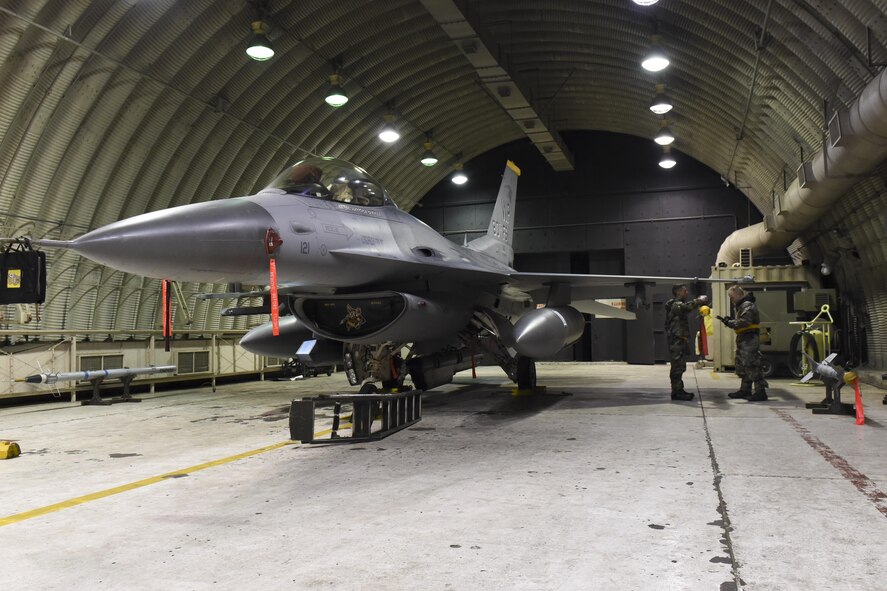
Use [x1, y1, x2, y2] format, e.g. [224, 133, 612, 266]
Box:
[642, 36, 669, 72]
[420, 141, 439, 167]
[324, 73, 348, 107]
[246, 21, 274, 61]
[654, 123, 675, 146]
[649, 83, 673, 114]
[821, 262, 832, 276]
[632, 0, 660, 4]
[378, 114, 400, 143]
[659, 146, 676, 169]
[451, 161, 468, 185]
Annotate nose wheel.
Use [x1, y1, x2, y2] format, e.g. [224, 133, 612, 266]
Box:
[516, 356, 536, 390]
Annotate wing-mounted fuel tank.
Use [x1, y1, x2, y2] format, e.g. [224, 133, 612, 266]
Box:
[512, 306, 585, 359]
[292, 291, 473, 345]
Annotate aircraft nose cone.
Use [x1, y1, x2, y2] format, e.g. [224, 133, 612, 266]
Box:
[71, 199, 276, 283]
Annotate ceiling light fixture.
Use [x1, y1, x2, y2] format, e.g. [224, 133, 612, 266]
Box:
[420, 139, 439, 167]
[641, 35, 669, 72]
[246, 20, 274, 61]
[632, 0, 660, 5]
[659, 146, 676, 169]
[649, 83, 673, 114]
[451, 160, 468, 185]
[654, 119, 675, 145]
[378, 114, 400, 143]
[324, 73, 348, 107]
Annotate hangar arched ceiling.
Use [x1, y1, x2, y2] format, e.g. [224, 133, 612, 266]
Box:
[0, 0, 885, 335]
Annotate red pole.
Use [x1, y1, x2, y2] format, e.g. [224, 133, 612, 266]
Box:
[162, 279, 171, 352]
[269, 258, 280, 336]
[854, 380, 865, 425]
[263, 228, 283, 338]
[161, 280, 167, 336]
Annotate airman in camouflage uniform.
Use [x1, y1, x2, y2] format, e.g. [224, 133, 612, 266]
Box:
[717, 285, 768, 401]
[665, 284, 708, 401]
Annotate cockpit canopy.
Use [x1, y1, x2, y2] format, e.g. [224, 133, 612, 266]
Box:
[266, 157, 392, 207]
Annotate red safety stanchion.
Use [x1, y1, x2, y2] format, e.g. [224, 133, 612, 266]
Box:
[162, 279, 171, 352]
[161, 279, 167, 337]
[853, 379, 865, 425]
[264, 228, 283, 337]
[269, 258, 280, 337]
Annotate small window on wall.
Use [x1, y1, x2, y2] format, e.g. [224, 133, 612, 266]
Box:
[265, 357, 284, 367]
[79, 354, 124, 372]
[177, 351, 210, 374]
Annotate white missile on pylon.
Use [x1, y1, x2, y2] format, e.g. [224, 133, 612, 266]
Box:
[16, 365, 176, 385]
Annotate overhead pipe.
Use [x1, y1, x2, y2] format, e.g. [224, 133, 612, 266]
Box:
[725, 0, 773, 180]
[717, 63, 887, 265]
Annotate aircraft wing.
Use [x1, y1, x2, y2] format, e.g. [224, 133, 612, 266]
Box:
[508, 271, 739, 290]
[196, 261, 742, 313]
[508, 271, 739, 299]
[506, 271, 745, 318]
[571, 299, 636, 320]
[328, 249, 511, 286]
[324, 253, 742, 294]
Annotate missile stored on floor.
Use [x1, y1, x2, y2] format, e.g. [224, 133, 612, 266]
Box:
[17, 365, 177, 385]
[800, 352, 842, 386]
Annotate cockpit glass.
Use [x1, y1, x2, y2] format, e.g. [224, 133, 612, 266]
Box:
[266, 157, 391, 207]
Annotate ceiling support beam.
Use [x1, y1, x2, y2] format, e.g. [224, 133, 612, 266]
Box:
[420, 0, 574, 171]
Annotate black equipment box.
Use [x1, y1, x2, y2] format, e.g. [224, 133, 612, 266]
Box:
[0, 246, 46, 304]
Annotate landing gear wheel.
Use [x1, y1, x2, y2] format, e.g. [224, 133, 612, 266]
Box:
[760, 355, 775, 379]
[516, 356, 536, 390]
[359, 383, 378, 394]
[788, 331, 820, 378]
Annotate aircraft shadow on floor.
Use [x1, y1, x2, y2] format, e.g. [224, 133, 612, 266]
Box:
[426, 379, 845, 415]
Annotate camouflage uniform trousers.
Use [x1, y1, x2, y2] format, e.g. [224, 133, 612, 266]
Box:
[734, 332, 768, 393]
[669, 337, 689, 392]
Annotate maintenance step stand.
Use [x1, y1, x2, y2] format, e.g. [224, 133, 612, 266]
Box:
[290, 390, 422, 444]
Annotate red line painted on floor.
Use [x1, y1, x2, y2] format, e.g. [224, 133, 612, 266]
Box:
[773, 408, 887, 517]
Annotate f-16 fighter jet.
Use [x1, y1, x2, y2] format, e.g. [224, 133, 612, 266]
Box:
[35, 158, 728, 392]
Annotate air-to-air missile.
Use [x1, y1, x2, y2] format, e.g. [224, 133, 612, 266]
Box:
[799, 352, 842, 386]
[17, 365, 176, 385]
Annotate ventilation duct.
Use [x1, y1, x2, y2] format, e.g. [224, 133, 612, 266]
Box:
[716, 66, 887, 266]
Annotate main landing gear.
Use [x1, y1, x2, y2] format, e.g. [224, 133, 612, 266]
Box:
[516, 356, 537, 391]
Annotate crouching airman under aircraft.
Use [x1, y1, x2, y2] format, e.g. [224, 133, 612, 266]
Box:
[34, 158, 730, 393]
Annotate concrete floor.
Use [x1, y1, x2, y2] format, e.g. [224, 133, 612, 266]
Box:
[2, 362, 887, 591]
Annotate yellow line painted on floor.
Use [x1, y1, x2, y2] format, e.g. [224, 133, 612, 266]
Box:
[709, 371, 720, 380]
[313, 422, 354, 439]
[0, 439, 297, 528]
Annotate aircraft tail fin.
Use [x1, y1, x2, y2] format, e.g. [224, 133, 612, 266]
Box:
[467, 160, 520, 266]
